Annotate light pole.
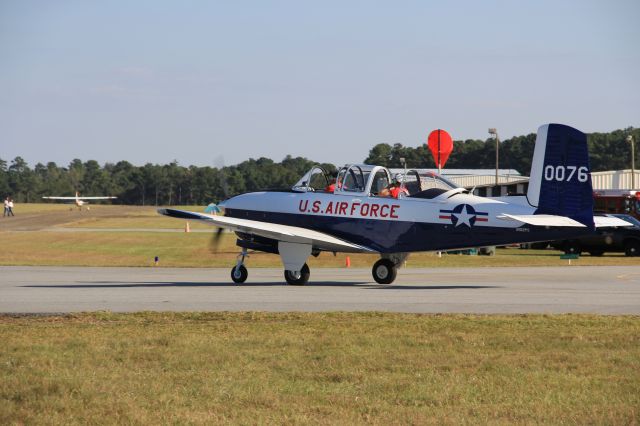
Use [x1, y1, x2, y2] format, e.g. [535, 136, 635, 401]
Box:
[627, 135, 635, 189]
[489, 128, 499, 187]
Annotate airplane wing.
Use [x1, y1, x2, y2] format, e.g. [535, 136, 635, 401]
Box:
[42, 196, 117, 200]
[76, 196, 117, 200]
[498, 213, 635, 228]
[497, 214, 587, 227]
[158, 208, 375, 253]
[593, 216, 635, 228]
[42, 196, 77, 200]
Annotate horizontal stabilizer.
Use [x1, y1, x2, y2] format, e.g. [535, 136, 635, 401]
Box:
[158, 208, 374, 253]
[594, 216, 634, 228]
[497, 213, 587, 227]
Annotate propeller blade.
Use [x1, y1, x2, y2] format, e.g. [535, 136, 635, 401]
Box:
[209, 227, 225, 253]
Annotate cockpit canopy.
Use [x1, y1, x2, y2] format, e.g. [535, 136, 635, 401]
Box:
[292, 164, 460, 198]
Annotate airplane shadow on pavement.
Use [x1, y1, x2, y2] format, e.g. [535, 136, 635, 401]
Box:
[22, 281, 500, 290]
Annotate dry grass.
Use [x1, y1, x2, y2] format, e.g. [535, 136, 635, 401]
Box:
[1, 312, 638, 424]
[0, 231, 638, 268]
[2, 203, 639, 268]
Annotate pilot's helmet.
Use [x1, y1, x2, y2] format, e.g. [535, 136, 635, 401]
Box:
[393, 173, 405, 184]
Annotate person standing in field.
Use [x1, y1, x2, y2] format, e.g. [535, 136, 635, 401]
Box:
[3, 197, 9, 217]
[7, 197, 15, 216]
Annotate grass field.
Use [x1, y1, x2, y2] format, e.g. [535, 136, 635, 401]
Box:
[1, 312, 638, 424]
[2, 231, 640, 268]
[2, 205, 639, 424]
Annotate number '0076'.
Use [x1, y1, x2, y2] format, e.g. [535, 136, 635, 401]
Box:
[543, 165, 589, 182]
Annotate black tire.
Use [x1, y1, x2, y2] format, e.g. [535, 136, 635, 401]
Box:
[284, 263, 310, 285]
[624, 240, 640, 257]
[231, 265, 248, 284]
[372, 259, 397, 285]
[588, 250, 604, 257]
[563, 241, 582, 255]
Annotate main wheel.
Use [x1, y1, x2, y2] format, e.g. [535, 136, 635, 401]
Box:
[231, 265, 248, 283]
[284, 263, 310, 285]
[372, 259, 397, 284]
[624, 240, 640, 257]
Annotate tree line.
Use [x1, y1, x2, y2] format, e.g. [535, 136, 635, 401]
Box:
[1, 127, 637, 205]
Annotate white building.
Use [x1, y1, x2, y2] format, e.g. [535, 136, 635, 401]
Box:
[393, 169, 639, 197]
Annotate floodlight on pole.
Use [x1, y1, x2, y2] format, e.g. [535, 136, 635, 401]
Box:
[627, 135, 635, 189]
[489, 128, 499, 186]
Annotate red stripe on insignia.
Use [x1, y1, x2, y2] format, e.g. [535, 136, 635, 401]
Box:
[475, 218, 488, 222]
[439, 215, 451, 219]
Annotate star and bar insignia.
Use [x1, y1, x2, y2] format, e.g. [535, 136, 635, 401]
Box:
[439, 204, 489, 227]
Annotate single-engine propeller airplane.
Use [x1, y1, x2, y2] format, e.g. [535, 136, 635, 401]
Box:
[42, 192, 117, 210]
[159, 123, 630, 285]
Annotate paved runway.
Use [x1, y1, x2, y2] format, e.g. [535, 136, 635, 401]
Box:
[1, 266, 639, 314]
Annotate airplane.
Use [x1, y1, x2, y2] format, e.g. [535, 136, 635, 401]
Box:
[42, 192, 117, 210]
[159, 123, 631, 285]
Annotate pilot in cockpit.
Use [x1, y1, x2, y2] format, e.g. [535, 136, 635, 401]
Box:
[380, 174, 409, 199]
[324, 178, 337, 193]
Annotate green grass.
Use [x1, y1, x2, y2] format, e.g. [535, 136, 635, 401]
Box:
[1, 312, 638, 424]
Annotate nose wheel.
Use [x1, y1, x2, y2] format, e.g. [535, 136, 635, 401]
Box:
[372, 259, 397, 284]
[231, 264, 248, 283]
[230, 248, 249, 284]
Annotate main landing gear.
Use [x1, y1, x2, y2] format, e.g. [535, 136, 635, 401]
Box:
[284, 263, 310, 285]
[371, 253, 408, 285]
[230, 243, 312, 285]
[372, 259, 397, 284]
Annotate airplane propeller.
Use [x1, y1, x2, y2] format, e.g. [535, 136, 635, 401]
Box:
[209, 227, 225, 253]
[208, 156, 231, 253]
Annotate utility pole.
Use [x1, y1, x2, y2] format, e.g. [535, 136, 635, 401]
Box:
[627, 135, 635, 189]
[489, 128, 499, 187]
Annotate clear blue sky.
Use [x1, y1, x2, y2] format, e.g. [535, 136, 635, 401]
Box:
[1, 1, 639, 167]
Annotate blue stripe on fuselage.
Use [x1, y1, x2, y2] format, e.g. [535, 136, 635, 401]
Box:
[225, 208, 591, 253]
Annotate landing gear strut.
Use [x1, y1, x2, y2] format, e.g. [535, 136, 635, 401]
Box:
[230, 248, 249, 284]
[284, 263, 310, 285]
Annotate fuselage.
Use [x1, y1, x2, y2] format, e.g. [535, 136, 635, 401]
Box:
[223, 189, 589, 253]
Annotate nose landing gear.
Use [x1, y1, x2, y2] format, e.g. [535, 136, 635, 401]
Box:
[230, 248, 249, 284]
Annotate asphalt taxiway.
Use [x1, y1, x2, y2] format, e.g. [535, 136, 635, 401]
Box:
[2, 266, 639, 314]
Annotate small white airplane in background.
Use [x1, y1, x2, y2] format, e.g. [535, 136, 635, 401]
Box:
[42, 192, 117, 210]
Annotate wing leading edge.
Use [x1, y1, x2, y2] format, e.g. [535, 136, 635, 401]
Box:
[158, 208, 375, 253]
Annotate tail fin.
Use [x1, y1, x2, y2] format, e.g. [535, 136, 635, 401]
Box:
[527, 123, 594, 228]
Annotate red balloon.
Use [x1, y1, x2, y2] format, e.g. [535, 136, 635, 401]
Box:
[427, 129, 453, 170]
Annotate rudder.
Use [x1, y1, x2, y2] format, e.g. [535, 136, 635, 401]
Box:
[527, 123, 594, 228]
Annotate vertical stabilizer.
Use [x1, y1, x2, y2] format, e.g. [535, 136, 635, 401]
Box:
[527, 124, 594, 228]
